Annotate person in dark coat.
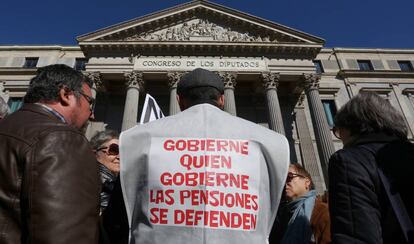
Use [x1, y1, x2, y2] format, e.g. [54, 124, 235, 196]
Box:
[270, 163, 331, 244]
[329, 92, 414, 243]
[101, 177, 129, 244]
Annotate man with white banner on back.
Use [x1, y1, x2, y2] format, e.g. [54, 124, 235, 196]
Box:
[120, 68, 289, 244]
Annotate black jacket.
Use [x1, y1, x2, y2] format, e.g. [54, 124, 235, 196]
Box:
[101, 176, 129, 244]
[328, 133, 414, 243]
[0, 104, 100, 244]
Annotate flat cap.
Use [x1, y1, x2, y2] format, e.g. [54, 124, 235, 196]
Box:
[177, 68, 224, 95]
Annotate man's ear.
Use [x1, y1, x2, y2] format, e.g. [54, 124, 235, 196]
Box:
[217, 94, 225, 109]
[177, 95, 187, 110]
[59, 88, 72, 106]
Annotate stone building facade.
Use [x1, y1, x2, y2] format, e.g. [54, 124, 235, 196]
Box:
[1, 1, 414, 192]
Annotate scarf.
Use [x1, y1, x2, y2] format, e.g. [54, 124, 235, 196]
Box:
[280, 190, 317, 244]
[99, 163, 117, 210]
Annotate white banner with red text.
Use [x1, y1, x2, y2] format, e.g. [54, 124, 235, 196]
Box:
[148, 137, 261, 231]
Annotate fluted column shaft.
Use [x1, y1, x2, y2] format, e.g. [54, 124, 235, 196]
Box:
[408, 93, 414, 104]
[167, 72, 183, 115]
[391, 84, 414, 137]
[83, 72, 104, 139]
[122, 71, 144, 131]
[303, 74, 335, 184]
[218, 72, 237, 116]
[294, 95, 326, 192]
[0, 81, 5, 100]
[262, 72, 285, 135]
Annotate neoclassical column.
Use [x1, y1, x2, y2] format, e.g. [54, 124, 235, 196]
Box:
[294, 94, 326, 192]
[84, 72, 103, 99]
[406, 91, 414, 116]
[167, 72, 183, 115]
[122, 71, 144, 131]
[218, 72, 237, 116]
[344, 78, 356, 98]
[83, 72, 104, 139]
[392, 84, 414, 137]
[0, 80, 10, 102]
[407, 92, 414, 104]
[0, 80, 5, 100]
[406, 91, 414, 136]
[261, 72, 285, 135]
[303, 73, 335, 184]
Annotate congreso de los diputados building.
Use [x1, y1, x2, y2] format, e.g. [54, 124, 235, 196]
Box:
[1, 0, 414, 192]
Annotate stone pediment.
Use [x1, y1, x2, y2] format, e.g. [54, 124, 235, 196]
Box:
[77, 1, 324, 57]
[78, 1, 324, 45]
[122, 19, 278, 43]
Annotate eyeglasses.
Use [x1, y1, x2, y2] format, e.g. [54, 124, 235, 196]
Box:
[97, 143, 119, 156]
[332, 126, 341, 139]
[77, 90, 96, 112]
[286, 172, 305, 183]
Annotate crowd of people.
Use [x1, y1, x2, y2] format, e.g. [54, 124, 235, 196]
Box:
[0, 64, 412, 244]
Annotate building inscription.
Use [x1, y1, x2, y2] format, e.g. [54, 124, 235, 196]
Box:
[135, 57, 267, 72]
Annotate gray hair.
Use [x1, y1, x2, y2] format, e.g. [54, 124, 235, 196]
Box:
[90, 129, 119, 150]
[334, 92, 407, 139]
[0, 97, 9, 119]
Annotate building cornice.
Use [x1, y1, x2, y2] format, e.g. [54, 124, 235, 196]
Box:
[332, 47, 414, 54]
[0, 68, 37, 76]
[339, 70, 414, 79]
[402, 88, 414, 94]
[0, 45, 81, 51]
[79, 41, 322, 58]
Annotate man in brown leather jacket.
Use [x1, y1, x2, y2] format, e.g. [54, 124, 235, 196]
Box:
[0, 64, 100, 244]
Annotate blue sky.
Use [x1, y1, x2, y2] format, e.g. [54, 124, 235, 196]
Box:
[1, 0, 413, 48]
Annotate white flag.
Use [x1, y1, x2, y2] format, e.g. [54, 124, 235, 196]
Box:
[139, 94, 165, 124]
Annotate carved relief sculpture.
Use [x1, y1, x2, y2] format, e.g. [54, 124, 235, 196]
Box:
[124, 19, 278, 43]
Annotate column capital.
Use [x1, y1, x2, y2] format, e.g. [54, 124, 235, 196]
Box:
[124, 71, 144, 90]
[261, 72, 280, 90]
[167, 72, 185, 89]
[303, 73, 320, 91]
[218, 72, 237, 89]
[84, 72, 104, 90]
